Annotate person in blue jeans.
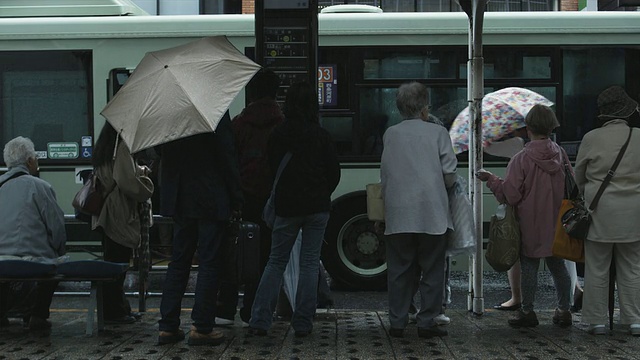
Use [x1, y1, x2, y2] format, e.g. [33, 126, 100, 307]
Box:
[156, 112, 243, 346]
[248, 82, 341, 337]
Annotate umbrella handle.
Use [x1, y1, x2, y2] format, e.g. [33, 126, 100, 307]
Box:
[113, 128, 123, 160]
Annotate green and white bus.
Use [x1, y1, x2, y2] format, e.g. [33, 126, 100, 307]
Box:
[1, 8, 639, 289]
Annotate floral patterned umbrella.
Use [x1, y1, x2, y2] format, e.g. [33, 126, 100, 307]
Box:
[449, 87, 554, 154]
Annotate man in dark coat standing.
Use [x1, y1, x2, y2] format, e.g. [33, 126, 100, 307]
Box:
[156, 111, 243, 346]
[216, 69, 284, 326]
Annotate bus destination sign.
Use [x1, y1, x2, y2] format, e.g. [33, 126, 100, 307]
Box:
[318, 65, 337, 107]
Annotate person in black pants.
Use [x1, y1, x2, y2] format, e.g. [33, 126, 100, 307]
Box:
[216, 69, 284, 326]
[92, 123, 154, 324]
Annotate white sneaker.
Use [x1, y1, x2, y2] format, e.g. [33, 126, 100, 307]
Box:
[242, 321, 250, 328]
[434, 314, 451, 326]
[214, 317, 234, 326]
[408, 312, 417, 324]
[587, 324, 606, 335]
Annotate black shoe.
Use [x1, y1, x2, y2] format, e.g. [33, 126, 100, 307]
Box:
[105, 315, 136, 325]
[389, 328, 404, 338]
[508, 309, 539, 328]
[317, 298, 334, 309]
[248, 327, 267, 336]
[157, 330, 185, 345]
[571, 290, 583, 313]
[130, 312, 143, 320]
[493, 303, 521, 311]
[28, 316, 52, 331]
[0, 317, 9, 327]
[294, 329, 312, 338]
[417, 326, 448, 339]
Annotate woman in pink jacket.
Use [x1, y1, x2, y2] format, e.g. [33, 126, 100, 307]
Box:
[477, 104, 572, 328]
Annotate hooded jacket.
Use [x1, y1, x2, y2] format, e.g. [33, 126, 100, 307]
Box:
[486, 139, 568, 258]
[267, 118, 341, 217]
[232, 98, 284, 200]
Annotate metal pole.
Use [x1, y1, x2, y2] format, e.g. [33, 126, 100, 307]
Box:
[457, 0, 487, 316]
[470, 0, 487, 316]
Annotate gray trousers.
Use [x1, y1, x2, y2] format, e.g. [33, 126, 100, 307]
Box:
[520, 255, 571, 313]
[386, 232, 447, 329]
[582, 240, 640, 325]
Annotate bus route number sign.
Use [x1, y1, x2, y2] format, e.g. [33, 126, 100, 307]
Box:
[47, 142, 79, 159]
[318, 65, 337, 107]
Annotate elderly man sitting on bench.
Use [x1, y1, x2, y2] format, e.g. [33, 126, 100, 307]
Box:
[0, 136, 67, 330]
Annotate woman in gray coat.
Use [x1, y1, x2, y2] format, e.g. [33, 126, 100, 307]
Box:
[381, 82, 457, 339]
[575, 86, 640, 336]
[92, 123, 154, 324]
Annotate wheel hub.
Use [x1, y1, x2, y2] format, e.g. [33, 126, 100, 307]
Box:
[356, 231, 379, 255]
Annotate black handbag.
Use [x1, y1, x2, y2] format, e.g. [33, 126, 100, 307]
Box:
[561, 127, 632, 240]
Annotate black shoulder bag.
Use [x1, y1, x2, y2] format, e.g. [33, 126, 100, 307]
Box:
[0, 172, 27, 188]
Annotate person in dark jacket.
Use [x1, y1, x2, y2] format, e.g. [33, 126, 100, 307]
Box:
[156, 112, 243, 346]
[216, 69, 284, 326]
[248, 81, 341, 337]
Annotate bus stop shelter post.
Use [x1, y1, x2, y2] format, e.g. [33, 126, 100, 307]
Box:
[457, 0, 487, 316]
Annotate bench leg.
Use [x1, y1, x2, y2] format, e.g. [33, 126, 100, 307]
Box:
[86, 282, 98, 336]
[96, 282, 104, 332]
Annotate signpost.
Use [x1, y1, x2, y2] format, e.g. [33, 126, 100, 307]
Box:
[255, 0, 318, 103]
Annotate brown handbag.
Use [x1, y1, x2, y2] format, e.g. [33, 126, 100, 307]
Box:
[71, 172, 104, 216]
[553, 199, 585, 262]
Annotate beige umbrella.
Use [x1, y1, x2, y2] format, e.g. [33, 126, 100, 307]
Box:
[101, 36, 261, 153]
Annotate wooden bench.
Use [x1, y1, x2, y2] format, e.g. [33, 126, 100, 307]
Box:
[0, 260, 129, 336]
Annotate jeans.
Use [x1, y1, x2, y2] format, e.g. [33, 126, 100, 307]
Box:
[249, 212, 330, 333]
[159, 216, 225, 333]
[520, 254, 571, 313]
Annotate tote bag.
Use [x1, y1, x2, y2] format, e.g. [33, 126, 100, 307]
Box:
[552, 161, 585, 262]
[366, 183, 384, 222]
[485, 204, 520, 272]
[446, 177, 475, 257]
[553, 199, 585, 262]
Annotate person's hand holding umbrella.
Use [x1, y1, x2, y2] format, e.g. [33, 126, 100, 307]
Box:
[476, 168, 494, 182]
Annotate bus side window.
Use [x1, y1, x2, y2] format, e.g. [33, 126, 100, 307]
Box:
[108, 68, 132, 100]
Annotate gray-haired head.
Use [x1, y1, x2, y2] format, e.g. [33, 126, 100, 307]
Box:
[396, 82, 429, 120]
[3, 136, 37, 168]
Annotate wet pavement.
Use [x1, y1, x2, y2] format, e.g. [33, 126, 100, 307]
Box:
[1, 271, 639, 360]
